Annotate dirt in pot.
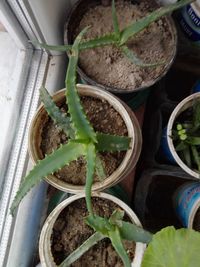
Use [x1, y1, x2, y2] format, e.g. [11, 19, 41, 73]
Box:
[40, 96, 127, 185]
[193, 207, 200, 232]
[51, 197, 135, 266]
[74, 0, 174, 91]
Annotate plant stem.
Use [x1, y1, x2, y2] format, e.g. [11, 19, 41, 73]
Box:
[191, 145, 200, 172]
[59, 232, 105, 267]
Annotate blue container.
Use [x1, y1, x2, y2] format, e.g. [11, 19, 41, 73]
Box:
[174, 182, 200, 227]
[160, 126, 176, 164]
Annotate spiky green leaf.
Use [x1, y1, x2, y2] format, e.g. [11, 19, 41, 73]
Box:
[96, 132, 130, 152]
[40, 86, 74, 138]
[109, 209, 125, 228]
[193, 100, 200, 129]
[86, 214, 113, 236]
[120, 0, 194, 45]
[142, 226, 200, 267]
[30, 41, 72, 52]
[95, 154, 106, 180]
[120, 221, 153, 244]
[66, 27, 97, 143]
[85, 143, 96, 216]
[112, 0, 120, 39]
[10, 141, 85, 215]
[120, 45, 165, 67]
[109, 227, 131, 267]
[191, 145, 200, 172]
[59, 232, 105, 267]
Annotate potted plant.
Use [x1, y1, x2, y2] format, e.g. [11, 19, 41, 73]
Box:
[39, 192, 149, 267]
[37, 0, 190, 95]
[10, 28, 141, 214]
[167, 93, 200, 179]
[39, 191, 200, 267]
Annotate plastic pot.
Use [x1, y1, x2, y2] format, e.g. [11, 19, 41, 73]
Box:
[173, 182, 200, 228]
[39, 192, 146, 267]
[28, 84, 142, 193]
[64, 0, 177, 94]
[167, 92, 200, 179]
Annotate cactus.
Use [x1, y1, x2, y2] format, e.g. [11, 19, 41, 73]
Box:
[10, 28, 131, 215]
[37, 0, 194, 67]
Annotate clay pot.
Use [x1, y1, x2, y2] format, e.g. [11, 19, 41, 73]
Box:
[167, 93, 200, 179]
[39, 192, 146, 267]
[28, 84, 142, 193]
[64, 0, 177, 94]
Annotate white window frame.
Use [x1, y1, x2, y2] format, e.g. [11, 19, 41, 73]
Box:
[0, 1, 72, 266]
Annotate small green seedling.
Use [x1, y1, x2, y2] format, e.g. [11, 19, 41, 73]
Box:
[173, 100, 200, 172]
[37, 0, 194, 67]
[10, 28, 131, 216]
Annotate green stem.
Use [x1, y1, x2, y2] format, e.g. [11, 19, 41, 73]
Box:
[191, 145, 200, 172]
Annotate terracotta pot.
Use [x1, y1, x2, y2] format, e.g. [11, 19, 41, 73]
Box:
[39, 192, 146, 267]
[167, 92, 200, 179]
[64, 0, 177, 94]
[28, 84, 142, 193]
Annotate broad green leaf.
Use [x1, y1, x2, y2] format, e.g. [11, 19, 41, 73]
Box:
[40, 86, 74, 139]
[96, 132, 130, 152]
[109, 227, 131, 267]
[120, 0, 194, 45]
[59, 232, 105, 267]
[182, 145, 192, 168]
[10, 142, 85, 215]
[120, 45, 165, 67]
[120, 221, 153, 244]
[85, 143, 96, 216]
[65, 27, 97, 143]
[112, 0, 120, 39]
[187, 136, 200, 145]
[142, 226, 200, 267]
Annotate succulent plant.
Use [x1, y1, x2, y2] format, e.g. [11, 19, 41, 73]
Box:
[10, 28, 131, 216]
[38, 0, 194, 67]
[173, 100, 200, 172]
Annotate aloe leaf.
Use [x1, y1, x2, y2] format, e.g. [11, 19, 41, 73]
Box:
[95, 154, 106, 180]
[10, 141, 85, 215]
[120, 45, 165, 67]
[30, 41, 72, 52]
[120, 221, 153, 244]
[96, 132, 131, 152]
[191, 145, 200, 172]
[31, 33, 116, 53]
[66, 27, 97, 143]
[112, 0, 120, 39]
[40, 86, 74, 139]
[142, 226, 200, 267]
[109, 209, 125, 228]
[86, 214, 113, 236]
[120, 0, 194, 45]
[109, 227, 131, 267]
[85, 143, 96, 216]
[59, 232, 105, 267]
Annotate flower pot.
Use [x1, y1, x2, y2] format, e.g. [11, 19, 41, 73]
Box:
[28, 84, 142, 193]
[64, 0, 177, 94]
[167, 92, 200, 179]
[173, 182, 200, 230]
[39, 192, 146, 267]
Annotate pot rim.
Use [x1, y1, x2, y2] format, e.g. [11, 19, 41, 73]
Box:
[64, 0, 177, 93]
[167, 92, 200, 179]
[28, 84, 142, 193]
[39, 192, 146, 267]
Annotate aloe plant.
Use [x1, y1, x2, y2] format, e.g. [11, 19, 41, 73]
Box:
[10, 28, 131, 216]
[37, 0, 194, 67]
[173, 100, 200, 173]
